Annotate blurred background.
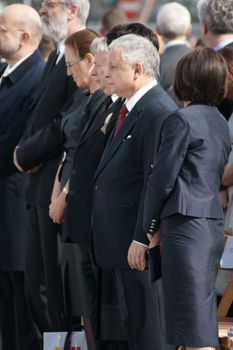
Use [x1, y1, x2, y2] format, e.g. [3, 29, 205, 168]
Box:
[0, 0, 200, 35]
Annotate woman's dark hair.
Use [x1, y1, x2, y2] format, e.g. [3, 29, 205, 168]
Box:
[174, 47, 228, 105]
[65, 28, 99, 58]
[220, 47, 233, 100]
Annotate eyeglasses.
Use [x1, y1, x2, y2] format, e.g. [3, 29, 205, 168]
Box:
[66, 57, 83, 68]
[41, 0, 70, 8]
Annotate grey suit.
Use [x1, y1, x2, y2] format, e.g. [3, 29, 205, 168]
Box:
[159, 44, 190, 92]
[143, 103, 231, 347]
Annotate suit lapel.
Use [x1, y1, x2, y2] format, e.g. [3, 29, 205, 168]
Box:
[95, 107, 140, 178]
[0, 63, 7, 77]
[0, 50, 44, 89]
[77, 90, 106, 146]
[94, 86, 162, 178]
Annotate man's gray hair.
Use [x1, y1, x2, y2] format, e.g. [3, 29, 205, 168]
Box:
[72, 0, 90, 24]
[156, 2, 191, 39]
[109, 34, 160, 79]
[197, 0, 233, 35]
[91, 37, 108, 55]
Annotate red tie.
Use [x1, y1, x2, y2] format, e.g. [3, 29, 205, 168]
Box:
[114, 104, 128, 136]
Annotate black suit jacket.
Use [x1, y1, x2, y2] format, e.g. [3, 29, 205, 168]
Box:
[159, 44, 190, 91]
[16, 50, 77, 206]
[92, 84, 178, 269]
[63, 95, 123, 244]
[0, 50, 45, 270]
[143, 103, 231, 233]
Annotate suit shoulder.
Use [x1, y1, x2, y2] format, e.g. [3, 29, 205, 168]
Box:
[164, 109, 189, 130]
[144, 86, 178, 117]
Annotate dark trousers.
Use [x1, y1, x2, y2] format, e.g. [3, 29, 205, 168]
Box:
[0, 271, 39, 350]
[25, 205, 65, 344]
[112, 269, 175, 350]
[61, 243, 129, 350]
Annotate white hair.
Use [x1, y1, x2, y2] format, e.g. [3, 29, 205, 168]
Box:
[197, 0, 233, 35]
[72, 0, 90, 24]
[109, 34, 160, 79]
[91, 37, 108, 55]
[156, 2, 191, 39]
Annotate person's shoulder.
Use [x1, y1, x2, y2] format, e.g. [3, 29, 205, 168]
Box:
[148, 84, 178, 111]
[164, 108, 190, 129]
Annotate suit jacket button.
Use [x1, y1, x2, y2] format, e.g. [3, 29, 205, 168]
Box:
[72, 169, 76, 175]
[95, 185, 99, 190]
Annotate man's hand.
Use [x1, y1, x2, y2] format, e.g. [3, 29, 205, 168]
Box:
[219, 189, 228, 212]
[127, 241, 148, 271]
[13, 147, 24, 172]
[147, 229, 160, 249]
[49, 191, 67, 224]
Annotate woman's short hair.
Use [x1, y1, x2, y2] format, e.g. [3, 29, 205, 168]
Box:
[220, 47, 233, 100]
[65, 28, 99, 58]
[174, 47, 228, 105]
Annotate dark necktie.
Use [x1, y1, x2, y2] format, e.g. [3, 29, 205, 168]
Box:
[114, 104, 128, 136]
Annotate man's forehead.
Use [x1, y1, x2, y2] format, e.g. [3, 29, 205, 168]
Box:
[0, 13, 18, 29]
[109, 46, 122, 59]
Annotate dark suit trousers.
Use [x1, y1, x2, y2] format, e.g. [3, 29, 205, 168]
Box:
[0, 271, 39, 350]
[25, 205, 65, 342]
[112, 269, 174, 350]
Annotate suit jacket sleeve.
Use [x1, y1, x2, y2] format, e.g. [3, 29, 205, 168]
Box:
[16, 117, 63, 170]
[0, 91, 36, 177]
[132, 108, 167, 244]
[143, 112, 190, 233]
[16, 85, 77, 170]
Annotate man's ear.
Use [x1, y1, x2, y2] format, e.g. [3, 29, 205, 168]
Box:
[201, 20, 208, 35]
[133, 62, 143, 80]
[85, 52, 95, 66]
[68, 4, 79, 20]
[155, 26, 161, 36]
[185, 25, 192, 38]
[20, 31, 30, 43]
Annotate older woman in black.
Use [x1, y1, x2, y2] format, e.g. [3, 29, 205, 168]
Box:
[48, 29, 106, 350]
[143, 48, 231, 350]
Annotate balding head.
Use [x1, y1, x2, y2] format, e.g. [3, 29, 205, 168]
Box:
[0, 4, 42, 64]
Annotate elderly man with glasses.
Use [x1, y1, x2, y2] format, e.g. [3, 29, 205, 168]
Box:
[13, 0, 90, 346]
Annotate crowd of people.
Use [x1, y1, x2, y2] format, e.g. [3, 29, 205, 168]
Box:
[0, 0, 233, 350]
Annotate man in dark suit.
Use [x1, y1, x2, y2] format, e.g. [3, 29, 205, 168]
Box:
[92, 34, 178, 350]
[197, 0, 233, 50]
[13, 0, 90, 343]
[156, 2, 191, 92]
[0, 4, 45, 349]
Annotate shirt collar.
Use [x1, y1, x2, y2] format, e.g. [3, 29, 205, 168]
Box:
[165, 39, 189, 50]
[111, 94, 119, 102]
[125, 80, 157, 112]
[7, 52, 33, 74]
[213, 39, 233, 51]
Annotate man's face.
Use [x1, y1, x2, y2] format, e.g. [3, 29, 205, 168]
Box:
[0, 13, 22, 60]
[39, 0, 70, 42]
[91, 51, 112, 95]
[107, 47, 135, 99]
